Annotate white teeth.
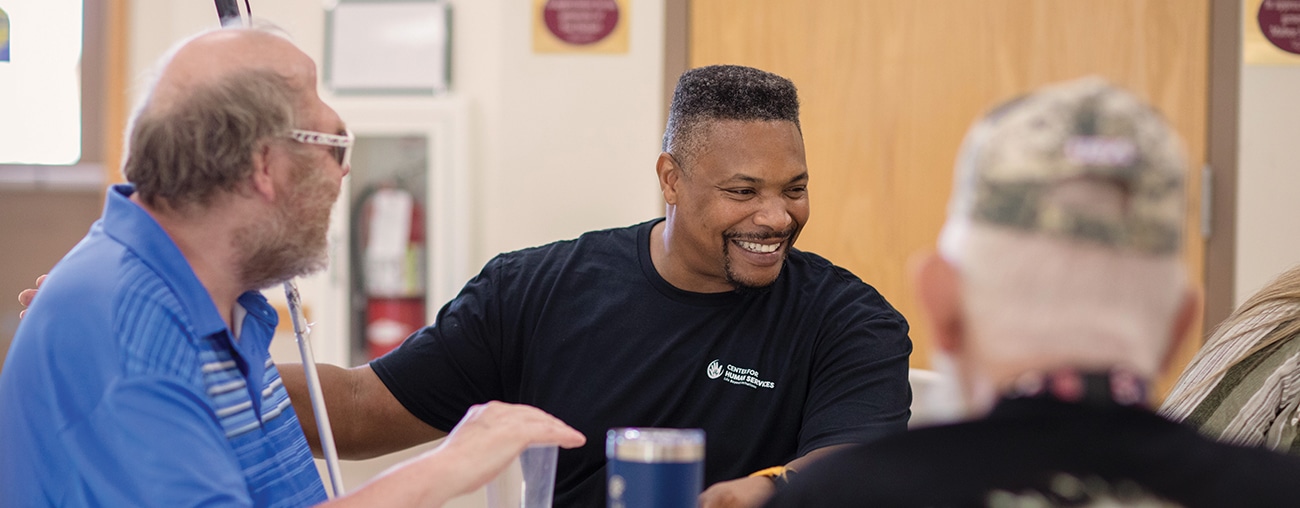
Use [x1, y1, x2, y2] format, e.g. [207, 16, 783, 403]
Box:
[736, 240, 780, 254]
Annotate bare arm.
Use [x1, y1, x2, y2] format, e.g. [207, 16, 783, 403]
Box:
[697, 444, 853, 508]
[321, 401, 585, 508]
[280, 362, 446, 459]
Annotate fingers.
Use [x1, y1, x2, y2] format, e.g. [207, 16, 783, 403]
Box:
[18, 275, 45, 308]
[424, 401, 584, 497]
[18, 288, 37, 308]
[459, 401, 586, 449]
[698, 476, 776, 508]
[18, 275, 49, 320]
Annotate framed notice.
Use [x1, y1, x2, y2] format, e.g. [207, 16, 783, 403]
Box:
[325, 0, 451, 94]
[1245, 0, 1300, 65]
[533, 0, 629, 54]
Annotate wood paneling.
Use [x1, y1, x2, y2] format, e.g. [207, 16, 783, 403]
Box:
[690, 0, 1209, 398]
[104, 0, 128, 184]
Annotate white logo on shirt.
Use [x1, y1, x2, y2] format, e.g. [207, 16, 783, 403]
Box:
[707, 360, 724, 379]
[706, 359, 775, 389]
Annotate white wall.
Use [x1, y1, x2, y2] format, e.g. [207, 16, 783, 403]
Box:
[1236, 66, 1300, 304]
[127, 0, 665, 271]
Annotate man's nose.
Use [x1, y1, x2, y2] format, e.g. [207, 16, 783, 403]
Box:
[753, 196, 793, 231]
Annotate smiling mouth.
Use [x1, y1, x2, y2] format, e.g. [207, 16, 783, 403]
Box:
[734, 239, 782, 254]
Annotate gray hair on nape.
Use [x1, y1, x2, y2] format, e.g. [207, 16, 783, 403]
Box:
[122, 68, 300, 211]
[942, 218, 1188, 379]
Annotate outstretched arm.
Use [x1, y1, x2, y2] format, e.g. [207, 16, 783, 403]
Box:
[696, 444, 851, 508]
[280, 362, 446, 459]
[324, 401, 585, 507]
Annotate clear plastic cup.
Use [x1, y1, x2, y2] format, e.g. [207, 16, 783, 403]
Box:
[486, 444, 558, 508]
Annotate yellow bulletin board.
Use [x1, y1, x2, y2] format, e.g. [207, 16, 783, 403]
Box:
[533, 0, 629, 54]
[1246, 0, 1300, 65]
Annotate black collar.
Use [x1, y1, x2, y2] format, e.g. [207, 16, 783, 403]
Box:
[1003, 369, 1149, 409]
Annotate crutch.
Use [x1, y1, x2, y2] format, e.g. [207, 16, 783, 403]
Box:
[284, 281, 346, 497]
[212, 0, 346, 496]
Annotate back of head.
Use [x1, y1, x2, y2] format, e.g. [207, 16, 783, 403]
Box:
[122, 26, 310, 212]
[662, 65, 800, 166]
[940, 77, 1189, 378]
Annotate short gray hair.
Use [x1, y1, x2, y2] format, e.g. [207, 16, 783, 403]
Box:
[122, 67, 301, 210]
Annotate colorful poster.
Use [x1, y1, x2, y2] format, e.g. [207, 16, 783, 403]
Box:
[1, 7, 10, 62]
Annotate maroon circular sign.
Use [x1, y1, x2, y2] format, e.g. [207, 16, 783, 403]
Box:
[543, 0, 620, 46]
[1259, 0, 1300, 55]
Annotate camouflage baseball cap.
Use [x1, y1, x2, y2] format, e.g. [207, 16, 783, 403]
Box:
[947, 77, 1186, 255]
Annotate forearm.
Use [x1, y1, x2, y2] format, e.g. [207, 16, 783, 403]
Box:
[782, 443, 850, 472]
[317, 448, 463, 508]
[280, 362, 446, 459]
[698, 444, 854, 508]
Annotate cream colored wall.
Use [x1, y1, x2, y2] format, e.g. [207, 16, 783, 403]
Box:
[1236, 66, 1300, 305]
[126, 1, 664, 268]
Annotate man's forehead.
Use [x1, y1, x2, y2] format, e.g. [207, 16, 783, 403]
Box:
[148, 29, 322, 113]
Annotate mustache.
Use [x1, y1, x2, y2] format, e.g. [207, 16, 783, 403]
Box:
[724, 227, 797, 242]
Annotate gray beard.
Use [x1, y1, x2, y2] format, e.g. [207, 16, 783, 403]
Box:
[234, 191, 331, 290]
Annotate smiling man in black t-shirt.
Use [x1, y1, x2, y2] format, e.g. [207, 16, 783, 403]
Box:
[283, 64, 912, 508]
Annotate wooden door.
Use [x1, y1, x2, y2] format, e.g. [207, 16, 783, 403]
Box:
[689, 0, 1208, 397]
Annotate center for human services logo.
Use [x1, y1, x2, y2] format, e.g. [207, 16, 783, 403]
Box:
[706, 360, 724, 379]
[705, 359, 775, 389]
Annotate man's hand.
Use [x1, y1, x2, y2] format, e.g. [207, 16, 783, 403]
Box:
[698, 475, 775, 508]
[431, 400, 586, 495]
[339, 401, 586, 507]
[17, 274, 46, 319]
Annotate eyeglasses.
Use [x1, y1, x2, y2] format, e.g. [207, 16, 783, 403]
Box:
[289, 129, 354, 168]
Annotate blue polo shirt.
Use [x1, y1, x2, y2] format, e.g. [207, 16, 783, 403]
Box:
[0, 185, 327, 506]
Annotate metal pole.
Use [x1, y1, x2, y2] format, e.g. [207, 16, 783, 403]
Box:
[213, 0, 344, 496]
[284, 281, 346, 497]
[214, 0, 242, 26]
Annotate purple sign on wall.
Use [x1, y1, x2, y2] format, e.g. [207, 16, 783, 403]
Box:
[542, 0, 619, 46]
[1259, 0, 1300, 55]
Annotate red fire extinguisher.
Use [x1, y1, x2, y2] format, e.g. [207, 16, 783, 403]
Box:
[357, 185, 426, 360]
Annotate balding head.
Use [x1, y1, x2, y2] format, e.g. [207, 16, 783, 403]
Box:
[123, 26, 326, 211]
[149, 28, 318, 115]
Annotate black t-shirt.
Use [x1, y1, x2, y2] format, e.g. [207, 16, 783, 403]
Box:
[371, 219, 912, 506]
[766, 395, 1300, 507]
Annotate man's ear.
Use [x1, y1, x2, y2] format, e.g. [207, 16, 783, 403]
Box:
[249, 140, 277, 201]
[1160, 287, 1202, 372]
[656, 152, 681, 206]
[913, 251, 965, 354]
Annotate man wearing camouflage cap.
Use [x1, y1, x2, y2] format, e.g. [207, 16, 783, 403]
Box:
[764, 77, 1300, 506]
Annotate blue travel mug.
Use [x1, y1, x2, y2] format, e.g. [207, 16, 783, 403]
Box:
[606, 428, 704, 508]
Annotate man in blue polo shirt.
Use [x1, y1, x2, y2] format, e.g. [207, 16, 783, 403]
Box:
[0, 26, 582, 506]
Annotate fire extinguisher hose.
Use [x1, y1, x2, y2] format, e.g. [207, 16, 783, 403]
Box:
[283, 280, 346, 497]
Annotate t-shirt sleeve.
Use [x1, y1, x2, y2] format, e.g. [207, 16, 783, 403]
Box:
[798, 284, 912, 455]
[62, 377, 252, 507]
[370, 255, 510, 432]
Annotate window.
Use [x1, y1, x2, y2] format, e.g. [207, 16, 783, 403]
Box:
[0, 0, 83, 165]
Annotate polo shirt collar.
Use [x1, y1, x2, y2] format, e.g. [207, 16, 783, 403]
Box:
[99, 184, 230, 340]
